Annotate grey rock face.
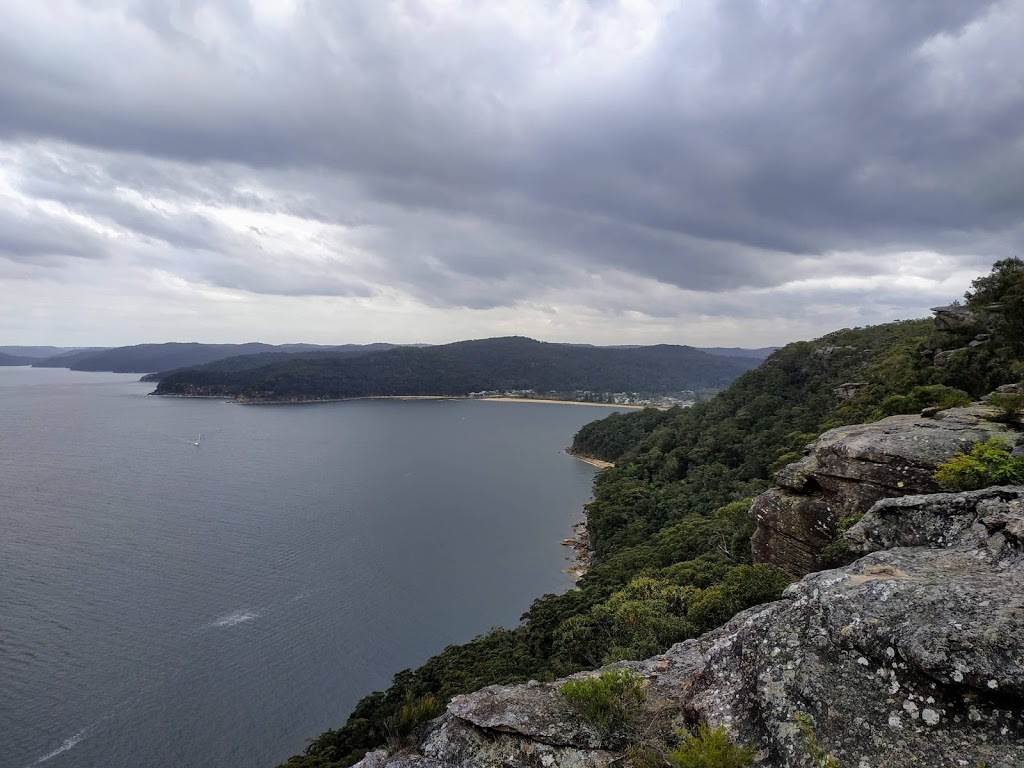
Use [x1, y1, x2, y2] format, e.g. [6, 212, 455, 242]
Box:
[845, 486, 1024, 555]
[933, 347, 970, 366]
[931, 304, 979, 331]
[750, 405, 1007, 575]
[355, 488, 1024, 768]
[832, 382, 867, 400]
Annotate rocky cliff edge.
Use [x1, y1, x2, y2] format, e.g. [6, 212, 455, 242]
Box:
[749, 405, 1009, 575]
[355, 473, 1023, 768]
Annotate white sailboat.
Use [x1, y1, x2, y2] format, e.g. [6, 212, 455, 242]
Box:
[192, 433, 202, 446]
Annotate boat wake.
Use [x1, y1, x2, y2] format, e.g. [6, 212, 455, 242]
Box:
[34, 728, 86, 764]
[208, 609, 261, 628]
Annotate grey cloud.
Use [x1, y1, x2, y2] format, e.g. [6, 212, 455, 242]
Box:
[0, 0, 1022, 341]
[0, 206, 112, 264]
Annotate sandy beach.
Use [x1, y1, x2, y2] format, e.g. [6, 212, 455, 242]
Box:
[478, 397, 643, 408]
[207, 394, 649, 406]
[568, 453, 614, 469]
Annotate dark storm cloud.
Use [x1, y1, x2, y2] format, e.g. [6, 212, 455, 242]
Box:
[0, 0, 1022, 323]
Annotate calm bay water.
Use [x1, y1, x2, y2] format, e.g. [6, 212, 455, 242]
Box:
[0, 368, 619, 768]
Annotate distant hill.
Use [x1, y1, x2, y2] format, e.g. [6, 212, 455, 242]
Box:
[697, 347, 778, 359]
[0, 352, 36, 366]
[153, 336, 761, 402]
[0, 346, 82, 360]
[32, 348, 113, 368]
[139, 346, 394, 382]
[33, 342, 399, 374]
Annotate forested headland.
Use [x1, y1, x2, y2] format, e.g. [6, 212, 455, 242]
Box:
[278, 258, 1024, 768]
[152, 337, 759, 402]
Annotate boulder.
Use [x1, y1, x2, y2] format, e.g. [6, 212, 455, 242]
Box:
[931, 305, 978, 331]
[832, 382, 867, 400]
[750, 405, 1007, 575]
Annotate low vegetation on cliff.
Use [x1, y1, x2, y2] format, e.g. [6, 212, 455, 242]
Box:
[280, 260, 1024, 768]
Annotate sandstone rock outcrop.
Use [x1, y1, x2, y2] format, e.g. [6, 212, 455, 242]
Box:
[749, 404, 1007, 575]
[355, 487, 1024, 768]
[832, 382, 867, 400]
[931, 305, 978, 332]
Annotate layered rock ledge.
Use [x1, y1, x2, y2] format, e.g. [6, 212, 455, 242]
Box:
[357, 486, 1024, 768]
[750, 405, 1008, 575]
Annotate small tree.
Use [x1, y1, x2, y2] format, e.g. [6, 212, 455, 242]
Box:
[965, 257, 1024, 356]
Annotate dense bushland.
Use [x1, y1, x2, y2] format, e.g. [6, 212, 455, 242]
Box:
[280, 260, 1024, 767]
[156, 337, 757, 400]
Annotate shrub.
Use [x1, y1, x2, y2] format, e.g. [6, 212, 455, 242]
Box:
[381, 693, 444, 750]
[933, 438, 1024, 491]
[667, 723, 753, 768]
[985, 393, 1024, 425]
[873, 385, 972, 419]
[559, 668, 647, 744]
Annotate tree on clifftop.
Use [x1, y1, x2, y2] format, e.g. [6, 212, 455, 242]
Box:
[965, 256, 1024, 356]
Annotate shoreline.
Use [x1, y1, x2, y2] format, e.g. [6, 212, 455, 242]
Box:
[478, 397, 643, 409]
[152, 392, 647, 408]
[561, 450, 612, 579]
[567, 452, 614, 469]
[561, 517, 595, 580]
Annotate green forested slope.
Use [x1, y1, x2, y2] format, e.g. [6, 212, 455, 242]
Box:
[280, 260, 1024, 768]
[154, 337, 758, 400]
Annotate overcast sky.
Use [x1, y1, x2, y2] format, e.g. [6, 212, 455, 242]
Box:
[1, 0, 1022, 347]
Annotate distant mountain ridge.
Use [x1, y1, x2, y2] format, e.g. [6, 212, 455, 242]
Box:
[153, 336, 761, 402]
[20, 341, 777, 375]
[31, 342, 399, 373]
[0, 346, 83, 360]
[0, 352, 36, 366]
[30, 348, 113, 368]
[697, 346, 777, 359]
